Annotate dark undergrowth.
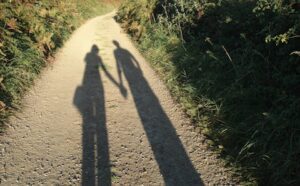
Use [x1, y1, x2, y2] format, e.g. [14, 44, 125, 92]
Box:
[0, 0, 118, 131]
[116, 0, 300, 185]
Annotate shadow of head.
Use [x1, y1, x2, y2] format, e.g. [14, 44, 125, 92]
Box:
[91, 44, 99, 53]
[113, 40, 120, 48]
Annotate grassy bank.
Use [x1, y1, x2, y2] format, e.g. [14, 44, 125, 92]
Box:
[0, 0, 117, 130]
[116, 0, 300, 185]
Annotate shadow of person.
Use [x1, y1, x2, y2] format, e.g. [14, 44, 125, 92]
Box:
[73, 45, 126, 186]
[113, 40, 203, 185]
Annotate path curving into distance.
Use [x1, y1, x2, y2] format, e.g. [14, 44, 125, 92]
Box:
[0, 12, 239, 185]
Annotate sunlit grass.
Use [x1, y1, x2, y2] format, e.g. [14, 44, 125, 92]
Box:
[0, 0, 119, 129]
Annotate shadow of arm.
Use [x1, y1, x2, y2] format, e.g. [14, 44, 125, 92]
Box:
[101, 64, 127, 98]
[101, 65, 119, 87]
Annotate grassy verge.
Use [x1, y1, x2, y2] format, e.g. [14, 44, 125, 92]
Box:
[0, 0, 118, 131]
[116, 0, 300, 185]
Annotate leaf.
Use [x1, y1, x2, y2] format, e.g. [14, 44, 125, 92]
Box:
[0, 101, 5, 111]
[6, 18, 18, 31]
[0, 76, 5, 90]
[39, 8, 48, 17]
[0, 11, 4, 20]
[0, 48, 5, 57]
[290, 51, 300, 57]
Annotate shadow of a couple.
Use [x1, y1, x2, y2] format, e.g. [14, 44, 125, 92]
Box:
[73, 40, 203, 186]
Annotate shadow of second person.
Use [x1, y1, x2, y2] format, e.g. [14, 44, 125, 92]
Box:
[113, 40, 203, 185]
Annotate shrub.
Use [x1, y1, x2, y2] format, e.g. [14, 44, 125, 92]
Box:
[0, 0, 115, 127]
[117, 0, 300, 185]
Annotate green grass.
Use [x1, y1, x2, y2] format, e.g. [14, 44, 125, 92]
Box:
[116, 0, 300, 185]
[75, 0, 116, 20]
[0, 0, 118, 131]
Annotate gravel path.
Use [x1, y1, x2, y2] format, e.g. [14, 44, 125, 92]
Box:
[0, 12, 239, 185]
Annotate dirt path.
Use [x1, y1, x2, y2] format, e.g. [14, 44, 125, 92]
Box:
[0, 12, 239, 185]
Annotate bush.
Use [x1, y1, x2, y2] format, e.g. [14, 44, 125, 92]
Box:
[117, 0, 300, 185]
[0, 0, 115, 128]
